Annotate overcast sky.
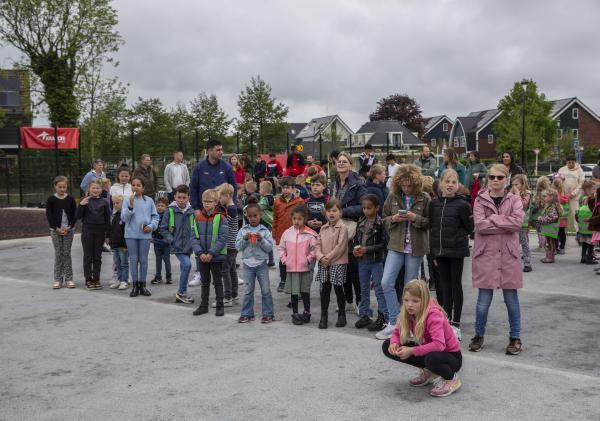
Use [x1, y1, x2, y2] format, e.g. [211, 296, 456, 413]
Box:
[3, 0, 600, 130]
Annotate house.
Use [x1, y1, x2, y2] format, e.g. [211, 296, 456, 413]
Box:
[421, 115, 453, 150]
[449, 109, 501, 157]
[550, 98, 600, 156]
[287, 123, 307, 144]
[0, 69, 32, 151]
[350, 120, 425, 152]
[294, 115, 353, 160]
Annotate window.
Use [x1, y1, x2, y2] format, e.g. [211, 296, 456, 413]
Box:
[431, 139, 437, 147]
[557, 128, 563, 139]
[453, 137, 459, 147]
[460, 136, 466, 147]
[488, 134, 494, 144]
[573, 129, 579, 139]
[573, 108, 579, 119]
[442, 122, 448, 132]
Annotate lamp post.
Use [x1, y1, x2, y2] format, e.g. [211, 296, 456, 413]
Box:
[520, 78, 528, 173]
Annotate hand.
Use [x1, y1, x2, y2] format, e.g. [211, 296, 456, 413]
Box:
[80, 196, 89, 206]
[255, 233, 262, 241]
[143, 225, 152, 233]
[388, 342, 400, 356]
[204, 253, 213, 263]
[320, 256, 330, 266]
[391, 213, 404, 223]
[129, 194, 135, 207]
[405, 211, 417, 222]
[244, 233, 250, 240]
[397, 346, 414, 360]
[473, 172, 479, 179]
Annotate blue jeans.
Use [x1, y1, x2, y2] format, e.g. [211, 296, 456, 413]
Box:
[358, 260, 387, 320]
[175, 253, 192, 294]
[474, 289, 521, 339]
[112, 248, 129, 282]
[381, 250, 423, 325]
[241, 262, 274, 318]
[126, 238, 151, 283]
[153, 240, 171, 277]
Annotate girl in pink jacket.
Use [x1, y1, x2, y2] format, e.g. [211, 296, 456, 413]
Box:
[382, 279, 462, 398]
[278, 204, 318, 325]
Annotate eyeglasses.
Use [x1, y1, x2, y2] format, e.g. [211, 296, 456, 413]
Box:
[488, 175, 506, 181]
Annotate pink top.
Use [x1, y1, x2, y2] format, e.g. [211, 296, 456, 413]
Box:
[278, 225, 318, 272]
[316, 219, 349, 266]
[390, 302, 461, 357]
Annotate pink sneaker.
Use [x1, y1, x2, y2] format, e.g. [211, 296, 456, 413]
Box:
[409, 369, 440, 387]
[430, 375, 462, 397]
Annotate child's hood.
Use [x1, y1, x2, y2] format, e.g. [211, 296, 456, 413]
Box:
[169, 202, 193, 214]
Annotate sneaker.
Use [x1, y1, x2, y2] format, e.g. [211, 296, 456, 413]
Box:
[409, 369, 440, 387]
[468, 336, 484, 352]
[102, 244, 112, 253]
[111, 272, 118, 283]
[299, 311, 311, 323]
[237, 277, 244, 285]
[267, 262, 276, 267]
[85, 280, 94, 289]
[109, 281, 120, 289]
[232, 296, 240, 304]
[261, 316, 274, 324]
[430, 375, 462, 397]
[557, 248, 565, 255]
[150, 276, 163, 285]
[286, 302, 292, 309]
[175, 292, 194, 304]
[238, 316, 255, 323]
[506, 338, 523, 355]
[451, 325, 462, 342]
[118, 281, 129, 290]
[212, 299, 233, 308]
[277, 282, 285, 292]
[165, 274, 173, 284]
[193, 305, 208, 316]
[189, 272, 201, 287]
[292, 314, 304, 325]
[367, 312, 386, 332]
[375, 324, 395, 340]
[523, 265, 532, 273]
[355, 316, 373, 329]
[93, 281, 102, 289]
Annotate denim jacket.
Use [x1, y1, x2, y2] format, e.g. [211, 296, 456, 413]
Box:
[236, 224, 274, 263]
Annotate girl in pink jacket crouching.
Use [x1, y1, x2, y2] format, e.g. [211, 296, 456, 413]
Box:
[382, 279, 462, 398]
[278, 204, 318, 325]
[469, 163, 524, 355]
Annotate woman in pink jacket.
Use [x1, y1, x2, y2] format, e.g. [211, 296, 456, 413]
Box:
[278, 204, 318, 325]
[469, 164, 524, 355]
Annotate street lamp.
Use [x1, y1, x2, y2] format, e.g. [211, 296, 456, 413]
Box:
[520, 78, 529, 173]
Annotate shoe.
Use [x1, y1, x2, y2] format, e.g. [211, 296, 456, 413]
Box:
[277, 282, 285, 292]
[409, 369, 440, 387]
[212, 299, 233, 308]
[109, 281, 120, 289]
[238, 316, 255, 323]
[355, 316, 372, 329]
[189, 272, 202, 287]
[150, 276, 163, 285]
[267, 262, 275, 267]
[336, 313, 347, 328]
[165, 274, 173, 284]
[557, 248, 565, 255]
[93, 280, 103, 290]
[451, 324, 462, 341]
[102, 244, 112, 253]
[506, 338, 522, 355]
[318, 314, 328, 329]
[299, 311, 311, 323]
[215, 305, 225, 316]
[541, 250, 555, 263]
[367, 312, 386, 332]
[66, 280, 76, 289]
[232, 296, 240, 304]
[286, 302, 292, 309]
[430, 375, 462, 397]
[522, 265, 532, 273]
[261, 316, 273, 324]
[139, 282, 151, 296]
[53, 281, 61, 289]
[175, 292, 194, 304]
[292, 314, 304, 325]
[118, 281, 129, 290]
[468, 336, 484, 352]
[129, 283, 139, 297]
[237, 277, 244, 285]
[85, 280, 94, 289]
[375, 324, 395, 340]
[193, 305, 208, 316]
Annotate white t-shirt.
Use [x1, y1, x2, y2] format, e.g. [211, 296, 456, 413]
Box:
[110, 183, 133, 198]
[386, 163, 401, 188]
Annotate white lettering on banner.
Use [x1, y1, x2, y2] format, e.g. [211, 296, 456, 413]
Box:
[36, 131, 66, 143]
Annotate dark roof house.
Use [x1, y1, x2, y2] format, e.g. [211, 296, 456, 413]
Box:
[294, 115, 353, 160]
[422, 115, 453, 150]
[351, 120, 425, 150]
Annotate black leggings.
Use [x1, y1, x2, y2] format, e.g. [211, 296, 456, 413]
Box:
[558, 227, 566, 250]
[291, 293, 310, 314]
[81, 225, 105, 281]
[382, 339, 462, 380]
[321, 282, 345, 313]
[344, 252, 360, 304]
[435, 257, 465, 324]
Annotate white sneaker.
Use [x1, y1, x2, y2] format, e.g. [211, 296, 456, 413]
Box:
[111, 272, 118, 283]
[118, 281, 129, 290]
[109, 281, 120, 289]
[452, 325, 462, 341]
[232, 297, 240, 304]
[237, 277, 244, 285]
[211, 298, 233, 308]
[375, 324, 395, 340]
[189, 272, 201, 287]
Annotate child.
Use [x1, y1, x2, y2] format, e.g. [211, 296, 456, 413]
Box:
[553, 176, 569, 254]
[191, 189, 229, 316]
[110, 165, 133, 197]
[511, 174, 532, 272]
[151, 197, 172, 284]
[588, 186, 600, 273]
[352, 194, 388, 331]
[272, 176, 305, 292]
[46, 176, 77, 289]
[305, 166, 318, 189]
[536, 188, 561, 264]
[278, 204, 318, 325]
[429, 169, 473, 341]
[236, 203, 275, 323]
[575, 180, 596, 264]
[258, 180, 275, 266]
[386, 154, 401, 189]
[121, 177, 159, 297]
[244, 180, 260, 205]
[266, 153, 283, 178]
[217, 183, 240, 307]
[295, 174, 309, 200]
[316, 199, 349, 329]
[365, 164, 389, 214]
[531, 176, 551, 250]
[109, 194, 129, 290]
[76, 179, 111, 289]
[160, 184, 196, 304]
[305, 174, 329, 234]
[382, 279, 462, 398]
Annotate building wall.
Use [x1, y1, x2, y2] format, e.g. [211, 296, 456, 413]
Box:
[476, 123, 498, 158]
[579, 106, 600, 150]
[423, 120, 453, 149]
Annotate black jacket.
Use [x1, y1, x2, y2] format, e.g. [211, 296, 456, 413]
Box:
[333, 171, 367, 221]
[45, 195, 77, 229]
[429, 194, 473, 258]
[110, 211, 126, 248]
[351, 215, 387, 262]
[253, 160, 267, 180]
[76, 197, 111, 236]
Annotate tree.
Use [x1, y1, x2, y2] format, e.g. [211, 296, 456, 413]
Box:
[369, 94, 425, 135]
[127, 97, 177, 158]
[495, 80, 555, 164]
[0, 0, 122, 126]
[237, 75, 289, 154]
[187, 93, 231, 145]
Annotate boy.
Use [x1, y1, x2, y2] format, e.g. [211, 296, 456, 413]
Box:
[109, 195, 129, 290]
[160, 185, 195, 304]
[266, 153, 283, 178]
[244, 180, 260, 204]
[272, 176, 305, 292]
[236, 203, 275, 323]
[295, 174, 309, 200]
[191, 189, 229, 316]
[305, 174, 329, 234]
[217, 183, 240, 307]
[365, 165, 389, 215]
[258, 180, 275, 266]
[151, 197, 172, 284]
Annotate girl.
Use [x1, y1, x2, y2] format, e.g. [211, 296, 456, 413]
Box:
[278, 204, 318, 325]
[588, 186, 600, 273]
[536, 188, 561, 264]
[365, 164, 389, 214]
[76, 179, 111, 289]
[470, 164, 524, 355]
[501, 151, 524, 185]
[46, 176, 77, 289]
[437, 148, 466, 186]
[531, 176, 551, 250]
[511, 174, 533, 272]
[376, 164, 430, 340]
[316, 199, 349, 329]
[110, 165, 133, 198]
[553, 176, 569, 254]
[429, 169, 473, 342]
[229, 154, 246, 186]
[382, 279, 462, 398]
[575, 180, 596, 265]
[121, 177, 159, 297]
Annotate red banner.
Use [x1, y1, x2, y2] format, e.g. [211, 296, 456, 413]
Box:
[20, 127, 79, 149]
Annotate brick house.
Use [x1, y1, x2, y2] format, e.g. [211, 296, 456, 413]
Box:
[550, 98, 600, 157]
[422, 115, 453, 150]
[350, 120, 425, 152]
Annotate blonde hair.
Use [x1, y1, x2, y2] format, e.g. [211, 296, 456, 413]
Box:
[245, 180, 257, 192]
[112, 194, 124, 203]
[535, 176, 551, 208]
[440, 168, 458, 183]
[369, 164, 385, 178]
[391, 164, 423, 195]
[337, 151, 354, 166]
[87, 179, 103, 192]
[202, 188, 219, 202]
[397, 279, 445, 344]
[421, 176, 434, 194]
[488, 163, 509, 177]
[582, 179, 595, 195]
[217, 183, 234, 196]
[511, 174, 530, 197]
[259, 180, 273, 194]
[552, 177, 564, 194]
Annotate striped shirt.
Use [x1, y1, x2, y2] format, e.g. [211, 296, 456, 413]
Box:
[223, 204, 238, 249]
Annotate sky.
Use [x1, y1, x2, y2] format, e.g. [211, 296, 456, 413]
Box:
[2, 0, 600, 131]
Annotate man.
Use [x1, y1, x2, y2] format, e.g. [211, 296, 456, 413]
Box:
[558, 155, 585, 228]
[358, 144, 377, 178]
[285, 145, 305, 177]
[190, 139, 237, 210]
[164, 151, 190, 202]
[133, 154, 158, 199]
[303, 154, 325, 178]
[253, 155, 267, 182]
[80, 159, 106, 192]
[240, 151, 253, 175]
[413, 146, 437, 178]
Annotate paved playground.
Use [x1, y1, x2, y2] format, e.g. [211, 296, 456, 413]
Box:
[1, 233, 599, 420]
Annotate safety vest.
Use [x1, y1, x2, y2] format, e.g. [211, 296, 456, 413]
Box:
[191, 213, 227, 256]
[560, 200, 569, 223]
[168, 207, 195, 233]
[577, 202, 593, 235]
[540, 205, 559, 239]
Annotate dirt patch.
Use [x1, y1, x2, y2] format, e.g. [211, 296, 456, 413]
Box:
[0, 208, 52, 240]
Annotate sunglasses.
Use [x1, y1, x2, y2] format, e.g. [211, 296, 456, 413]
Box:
[488, 175, 506, 181]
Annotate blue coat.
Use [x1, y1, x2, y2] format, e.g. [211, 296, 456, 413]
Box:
[365, 180, 389, 213]
[159, 203, 195, 254]
[120, 195, 159, 240]
[190, 159, 237, 210]
[333, 171, 367, 221]
[437, 162, 466, 186]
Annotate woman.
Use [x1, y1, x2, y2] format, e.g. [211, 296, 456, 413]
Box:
[437, 148, 466, 186]
[465, 151, 487, 190]
[229, 154, 246, 185]
[332, 152, 367, 311]
[501, 151, 523, 185]
[375, 164, 430, 340]
[469, 163, 524, 355]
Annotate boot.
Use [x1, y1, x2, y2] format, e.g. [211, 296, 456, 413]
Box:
[193, 305, 208, 316]
[215, 305, 224, 316]
[335, 313, 347, 328]
[541, 250, 555, 263]
[165, 273, 173, 284]
[318, 313, 328, 329]
[193, 285, 210, 315]
[580, 245, 587, 264]
[139, 282, 152, 296]
[129, 282, 139, 297]
[585, 243, 596, 264]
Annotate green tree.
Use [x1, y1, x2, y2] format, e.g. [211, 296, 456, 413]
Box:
[237, 75, 289, 154]
[127, 97, 177, 159]
[495, 80, 555, 165]
[0, 0, 122, 126]
[187, 92, 231, 147]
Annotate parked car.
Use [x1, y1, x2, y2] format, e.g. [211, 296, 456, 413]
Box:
[581, 163, 596, 179]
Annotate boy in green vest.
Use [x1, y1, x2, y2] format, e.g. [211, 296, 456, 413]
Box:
[191, 189, 229, 316]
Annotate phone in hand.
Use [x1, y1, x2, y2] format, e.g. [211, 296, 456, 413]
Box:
[398, 209, 408, 216]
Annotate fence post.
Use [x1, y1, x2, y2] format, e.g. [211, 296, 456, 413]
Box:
[54, 125, 59, 176]
[195, 128, 199, 162]
[17, 126, 23, 207]
[4, 156, 9, 205]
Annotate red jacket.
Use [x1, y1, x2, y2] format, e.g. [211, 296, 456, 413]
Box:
[233, 165, 246, 185]
[272, 194, 305, 244]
